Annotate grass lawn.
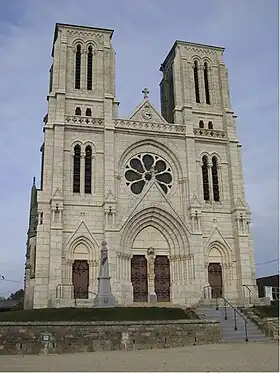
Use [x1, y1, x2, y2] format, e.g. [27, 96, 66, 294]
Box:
[0, 306, 198, 322]
[253, 301, 279, 318]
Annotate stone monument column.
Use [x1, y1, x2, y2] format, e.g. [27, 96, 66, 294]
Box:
[147, 247, 157, 302]
[94, 240, 116, 307]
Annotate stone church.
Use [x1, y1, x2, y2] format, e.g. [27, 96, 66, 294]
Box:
[24, 23, 258, 309]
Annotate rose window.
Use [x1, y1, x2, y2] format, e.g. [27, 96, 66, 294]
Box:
[124, 153, 173, 195]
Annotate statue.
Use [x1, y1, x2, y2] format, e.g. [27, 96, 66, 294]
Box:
[147, 247, 155, 277]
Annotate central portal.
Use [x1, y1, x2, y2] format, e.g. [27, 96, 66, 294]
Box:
[131, 226, 171, 303]
[131, 254, 170, 302]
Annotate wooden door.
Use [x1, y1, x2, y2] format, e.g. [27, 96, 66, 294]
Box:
[72, 260, 89, 299]
[154, 255, 170, 302]
[208, 262, 223, 298]
[131, 255, 148, 302]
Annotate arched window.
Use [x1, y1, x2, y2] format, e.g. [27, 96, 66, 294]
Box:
[87, 46, 93, 90]
[75, 44, 81, 89]
[85, 108, 92, 117]
[193, 60, 200, 103]
[75, 107, 81, 115]
[202, 155, 210, 201]
[73, 145, 81, 193]
[204, 62, 210, 104]
[199, 120, 204, 129]
[84, 146, 92, 194]
[212, 156, 220, 201]
[208, 121, 213, 129]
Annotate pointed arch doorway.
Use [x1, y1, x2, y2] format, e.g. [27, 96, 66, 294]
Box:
[72, 259, 89, 299]
[121, 206, 190, 305]
[130, 226, 171, 303]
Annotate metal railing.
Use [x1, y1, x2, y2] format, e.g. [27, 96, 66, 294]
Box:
[55, 284, 74, 299]
[242, 284, 252, 304]
[219, 297, 248, 342]
[55, 284, 76, 306]
[202, 285, 221, 310]
[55, 284, 98, 306]
[202, 285, 248, 342]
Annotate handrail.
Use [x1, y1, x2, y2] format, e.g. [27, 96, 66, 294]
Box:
[88, 291, 97, 298]
[202, 285, 220, 310]
[219, 296, 248, 342]
[202, 285, 248, 342]
[55, 284, 74, 298]
[242, 284, 252, 304]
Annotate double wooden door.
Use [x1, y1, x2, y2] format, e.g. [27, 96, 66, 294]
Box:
[131, 255, 170, 302]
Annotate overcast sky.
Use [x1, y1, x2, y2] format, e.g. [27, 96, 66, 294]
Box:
[0, 0, 278, 297]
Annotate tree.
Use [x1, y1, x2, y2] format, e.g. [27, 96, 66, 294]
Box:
[8, 289, 24, 301]
[7, 289, 25, 310]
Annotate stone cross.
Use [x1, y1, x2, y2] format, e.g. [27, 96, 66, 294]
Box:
[142, 88, 150, 99]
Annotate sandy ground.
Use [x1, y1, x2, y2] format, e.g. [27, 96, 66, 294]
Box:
[0, 342, 279, 372]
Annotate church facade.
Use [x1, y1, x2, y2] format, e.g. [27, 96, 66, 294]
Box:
[24, 23, 257, 309]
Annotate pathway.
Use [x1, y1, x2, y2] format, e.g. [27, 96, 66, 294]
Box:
[0, 342, 278, 372]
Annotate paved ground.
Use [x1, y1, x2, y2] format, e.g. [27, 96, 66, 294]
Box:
[0, 342, 278, 372]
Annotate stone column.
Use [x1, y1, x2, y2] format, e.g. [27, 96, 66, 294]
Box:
[94, 240, 116, 307]
[198, 64, 206, 104]
[217, 164, 223, 201]
[210, 65, 220, 108]
[80, 150, 85, 195]
[204, 263, 210, 299]
[208, 162, 213, 202]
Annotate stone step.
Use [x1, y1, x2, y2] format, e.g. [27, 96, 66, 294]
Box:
[222, 327, 263, 332]
[221, 324, 263, 331]
[221, 332, 266, 339]
[127, 302, 180, 308]
[196, 305, 267, 343]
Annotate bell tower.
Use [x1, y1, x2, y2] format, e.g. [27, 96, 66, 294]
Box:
[159, 40, 256, 299]
[48, 23, 118, 122]
[159, 40, 231, 124]
[33, 24, 120, 308]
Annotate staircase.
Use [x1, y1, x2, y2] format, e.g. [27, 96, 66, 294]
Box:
[197, 305, 268, 342]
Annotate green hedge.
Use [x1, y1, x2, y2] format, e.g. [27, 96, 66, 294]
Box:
[253, 302, 279, 319]
[0, 307, 198, 322]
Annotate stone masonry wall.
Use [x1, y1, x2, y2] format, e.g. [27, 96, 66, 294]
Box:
[0, 320, 220, 355]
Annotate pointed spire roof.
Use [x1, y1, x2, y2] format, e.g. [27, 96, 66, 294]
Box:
[28, 177, 38, 239]
[30, 177, 37, 211]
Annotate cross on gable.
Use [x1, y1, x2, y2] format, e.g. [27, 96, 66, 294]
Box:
[142, 88, 150, 99]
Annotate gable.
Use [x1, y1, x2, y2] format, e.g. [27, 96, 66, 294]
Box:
[128, 99, 167, 124]
[64, 220, 99, 258]
[51, 187, 63, 200]
[118, 180, 191, 234]
[235, 197, 248, 210]
[204, 222, 232, 253]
